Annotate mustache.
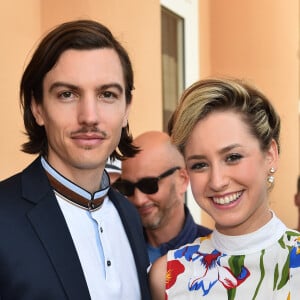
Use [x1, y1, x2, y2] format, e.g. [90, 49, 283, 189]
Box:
[71, 126, 108, 137]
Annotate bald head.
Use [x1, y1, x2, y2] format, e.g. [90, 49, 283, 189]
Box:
[122, 131, 185, 174]
[120, 130, 189, 234]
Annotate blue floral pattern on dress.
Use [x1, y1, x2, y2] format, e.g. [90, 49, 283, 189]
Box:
[165, 227, 300, 300]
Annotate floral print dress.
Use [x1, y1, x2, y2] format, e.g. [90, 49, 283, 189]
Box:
[165, 213, 300, 299]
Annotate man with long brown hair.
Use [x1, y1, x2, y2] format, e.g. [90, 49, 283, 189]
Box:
[0, 20, 150, 300]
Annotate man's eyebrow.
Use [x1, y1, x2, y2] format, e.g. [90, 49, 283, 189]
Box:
[48, 82, 124, 94]
[48, 82, 78, 93]
[99, 83, 124, 94]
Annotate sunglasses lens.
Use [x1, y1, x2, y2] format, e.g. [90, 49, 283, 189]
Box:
[137, 178, 159, 194]
[113, 180, 135, 196]
[113, 167, 180, 196]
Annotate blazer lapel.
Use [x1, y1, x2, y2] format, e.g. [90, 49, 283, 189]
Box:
[22, 158, 91, 300]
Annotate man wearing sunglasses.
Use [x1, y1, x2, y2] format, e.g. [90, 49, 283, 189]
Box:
[115, 131, 212, 263]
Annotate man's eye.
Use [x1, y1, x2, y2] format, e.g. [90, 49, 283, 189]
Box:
[59, 91, 73, 99]
[101, 91, 117, 99]
[226, 153, 243, 163]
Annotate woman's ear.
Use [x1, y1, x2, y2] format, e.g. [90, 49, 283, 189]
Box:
[30, 98, 45, 126]
[266, 139, 279, 170]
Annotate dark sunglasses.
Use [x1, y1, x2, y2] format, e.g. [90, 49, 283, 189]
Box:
[113, 166, 180, 196]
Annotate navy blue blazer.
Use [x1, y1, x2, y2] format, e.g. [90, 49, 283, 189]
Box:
[0, 157, 151, 300]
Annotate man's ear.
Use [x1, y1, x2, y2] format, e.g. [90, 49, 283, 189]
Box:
[177, 168, 190, 195]
[30, 98, 45, 126]
[122, 103, 131, 128]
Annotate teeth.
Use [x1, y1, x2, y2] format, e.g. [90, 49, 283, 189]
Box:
[212, 191, 242, 205]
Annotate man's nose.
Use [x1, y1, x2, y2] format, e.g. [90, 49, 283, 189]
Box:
[129, 188, 150, 208]
[77, 95, 99, 126]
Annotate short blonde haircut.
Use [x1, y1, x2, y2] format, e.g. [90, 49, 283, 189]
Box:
[168, 78, 280, 155]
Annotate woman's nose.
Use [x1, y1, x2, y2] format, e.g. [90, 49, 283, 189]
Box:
[209, 166, 230, 192]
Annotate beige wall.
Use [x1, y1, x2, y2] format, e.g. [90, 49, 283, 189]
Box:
[0, 1, 42, 179]
[0, 0, 299, 229]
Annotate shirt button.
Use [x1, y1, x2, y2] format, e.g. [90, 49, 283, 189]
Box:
[107, 260, 111, 267]
[100, 227, 103, 233]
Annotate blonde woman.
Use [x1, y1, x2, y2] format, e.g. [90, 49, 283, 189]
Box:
[149, 78, 300, 299]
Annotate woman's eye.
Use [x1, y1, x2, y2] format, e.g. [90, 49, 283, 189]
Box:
[190, 162, 207, 171]
[226, 153, 243, 163]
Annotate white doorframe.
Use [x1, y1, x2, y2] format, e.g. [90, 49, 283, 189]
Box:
[161, 0, 201, 224]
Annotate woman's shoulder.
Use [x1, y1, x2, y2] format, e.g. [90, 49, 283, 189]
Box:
[149, 255, 168, 300]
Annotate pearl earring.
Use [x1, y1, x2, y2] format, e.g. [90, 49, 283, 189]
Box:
[267, 167, 275, 184]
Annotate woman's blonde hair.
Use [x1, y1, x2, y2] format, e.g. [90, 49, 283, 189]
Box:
[168, 78, 280, 155]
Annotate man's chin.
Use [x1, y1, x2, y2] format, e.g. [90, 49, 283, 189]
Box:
[143, 218, 161, 230]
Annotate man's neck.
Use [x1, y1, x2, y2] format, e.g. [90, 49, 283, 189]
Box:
[41, 156, 108, 195]
[67, 169, 104, 193]
[145, 207, 185, 247]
